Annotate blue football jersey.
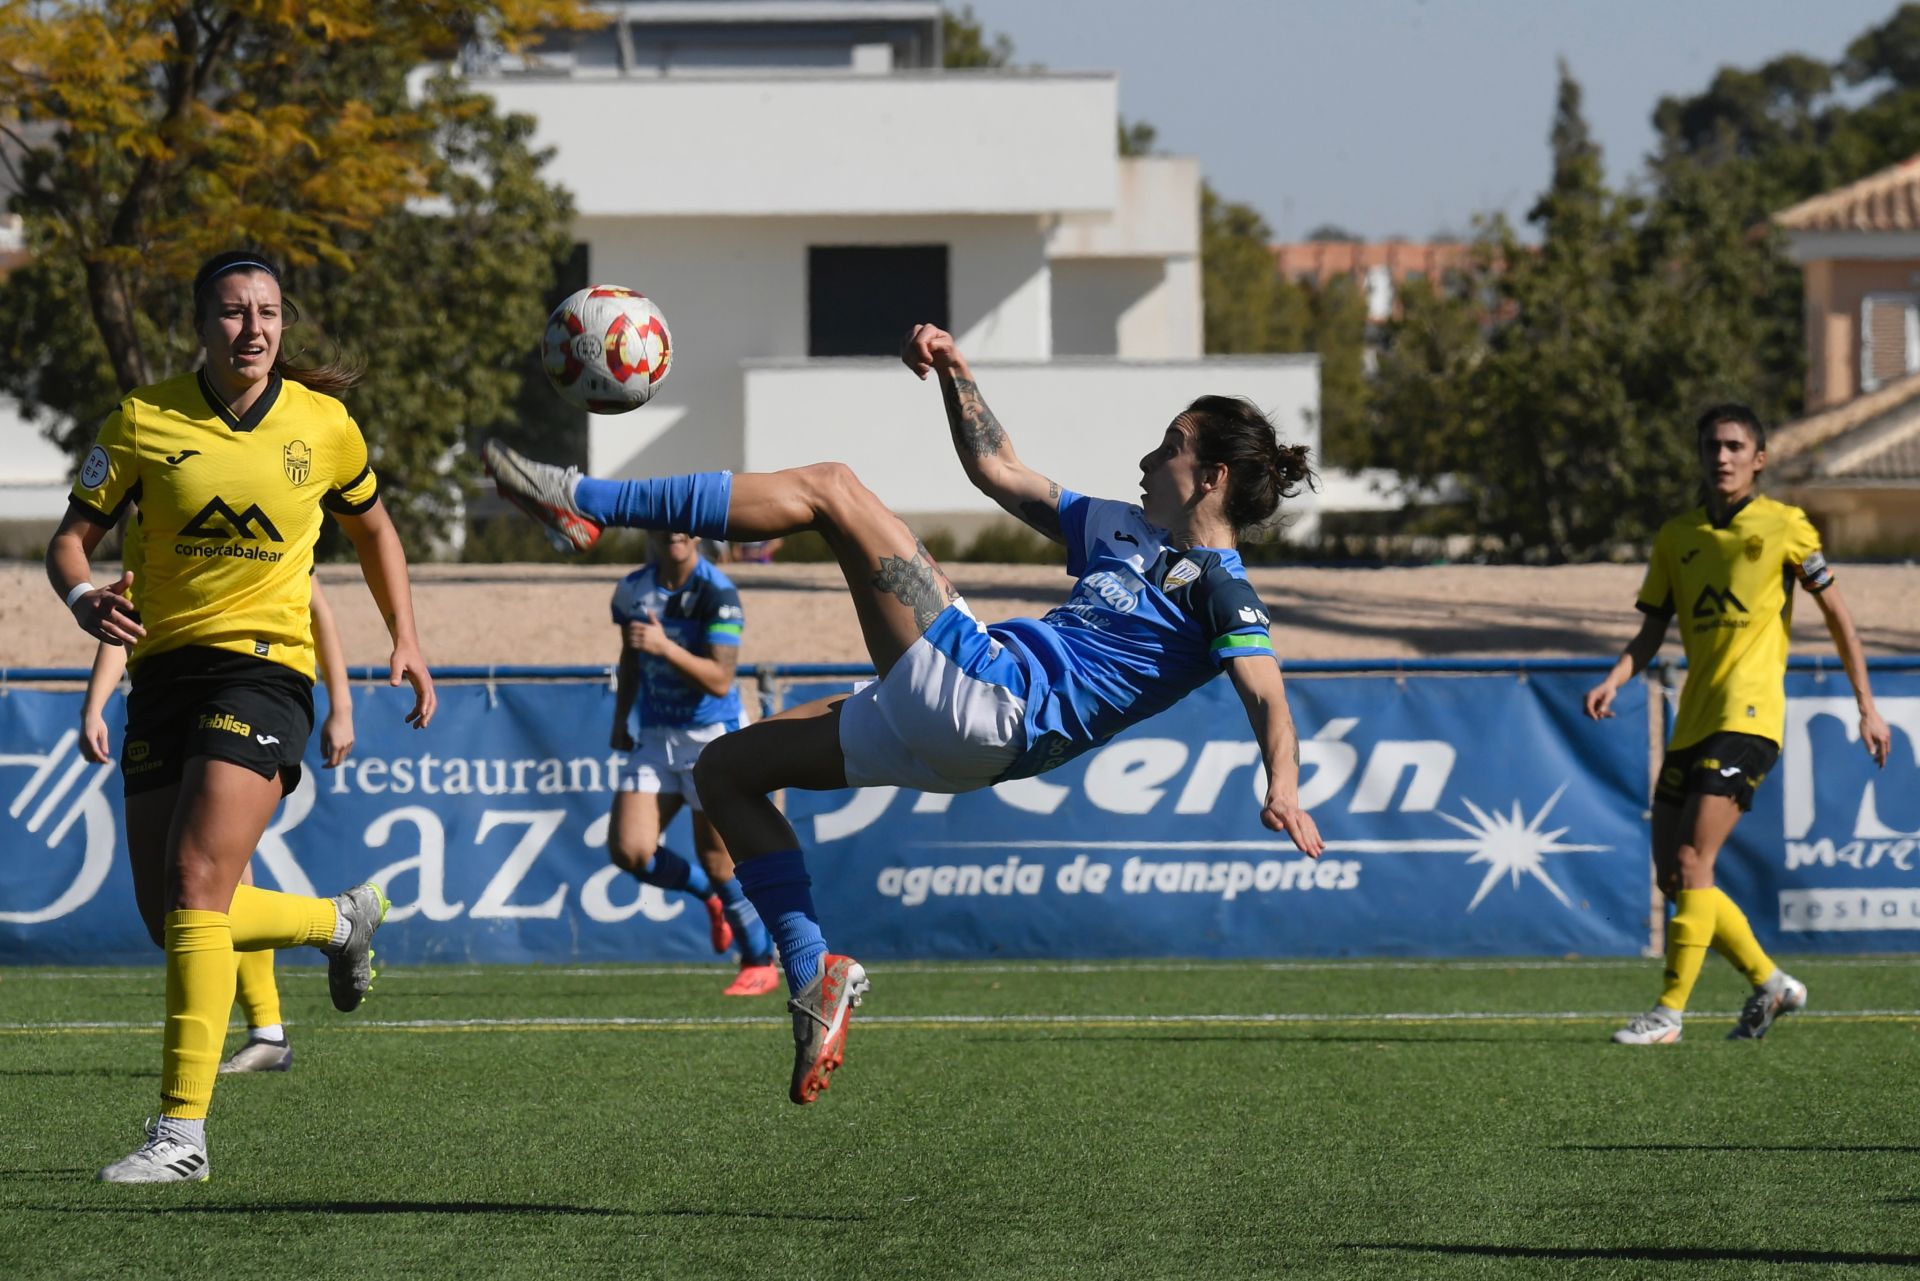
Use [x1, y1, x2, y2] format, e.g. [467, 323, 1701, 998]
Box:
[987, 489, 1277, 778]
[610, 559, 744, 730]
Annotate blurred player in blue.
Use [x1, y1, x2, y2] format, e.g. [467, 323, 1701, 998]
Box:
[486, 322, 1323, 1104]
[608, 530, 777, 996]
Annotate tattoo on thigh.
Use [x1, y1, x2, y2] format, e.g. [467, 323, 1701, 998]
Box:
[871, 540, 958, 631]
[1018, 478, 1063, 540]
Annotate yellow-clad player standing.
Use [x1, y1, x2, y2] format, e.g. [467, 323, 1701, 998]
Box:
[1585, 404, 1890, 1045]
[45, 251, 436, 1181]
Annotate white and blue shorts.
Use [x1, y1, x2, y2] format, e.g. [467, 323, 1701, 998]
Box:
[615, 720, 737, 810]
[838, 598, 1029, 794]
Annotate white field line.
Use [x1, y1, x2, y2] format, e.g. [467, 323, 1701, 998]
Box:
[12, 957, 1920, 981]
[5, 1008, 1918, 1034]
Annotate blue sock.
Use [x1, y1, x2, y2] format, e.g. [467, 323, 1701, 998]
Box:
[574, 472, 734, 539]
[636, 846, 712, 898]
[733, 850, 826, 993]
[714, 877, 773, 965]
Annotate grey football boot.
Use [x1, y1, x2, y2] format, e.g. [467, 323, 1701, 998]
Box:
[1727, 970, 1808, 1041]
[218, 1034, 292, 1073]
[324, 883, 390, 1013]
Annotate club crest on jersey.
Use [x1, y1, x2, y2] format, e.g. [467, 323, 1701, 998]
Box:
[1163, 558, 1202, 591]
[1744, 534, 1764, 563]
[283, 440, 311, 485]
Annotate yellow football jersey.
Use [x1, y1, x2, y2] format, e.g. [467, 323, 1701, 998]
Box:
[1637, 494, 1830, 751]
[70, 371, 378, 680]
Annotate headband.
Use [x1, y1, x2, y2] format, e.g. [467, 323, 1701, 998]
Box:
[202, 258, 280, 285]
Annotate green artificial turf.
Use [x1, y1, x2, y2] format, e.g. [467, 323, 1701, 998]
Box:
[1, 957, 1916, 1280]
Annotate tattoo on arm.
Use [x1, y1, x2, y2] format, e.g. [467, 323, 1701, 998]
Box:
[944, 377, 1007, 458]
[871, 540, 960, 632]
[1017, 478, 1063, 541]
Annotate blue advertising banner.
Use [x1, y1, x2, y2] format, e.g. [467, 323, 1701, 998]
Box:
[1712, 669, 1920, 953]
[15, 665, 1904, 962]
[781, 671, 1654, 959]
[0, 683, 723, 965]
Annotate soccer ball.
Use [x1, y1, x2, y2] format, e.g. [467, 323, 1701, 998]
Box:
[541, 285, 672, 413]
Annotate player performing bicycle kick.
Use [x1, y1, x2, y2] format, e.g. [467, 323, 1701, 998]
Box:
[486, 323, 1324, 1103]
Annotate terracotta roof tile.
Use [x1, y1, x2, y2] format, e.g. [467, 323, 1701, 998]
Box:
[1774, 154, 1920, 232]
[1844, 428, 1920, 480]
[1769, 371, 1920, 461]
[1773, 380, 1920, 484]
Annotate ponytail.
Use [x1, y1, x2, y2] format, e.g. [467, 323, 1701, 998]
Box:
[1185, 395, 1318, 534]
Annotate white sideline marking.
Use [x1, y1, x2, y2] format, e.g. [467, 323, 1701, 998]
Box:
[6, 1008, 1918, 1033]
[16, 957, 1920, 980]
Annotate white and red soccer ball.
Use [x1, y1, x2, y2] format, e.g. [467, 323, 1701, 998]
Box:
[541, 285, 671, 413]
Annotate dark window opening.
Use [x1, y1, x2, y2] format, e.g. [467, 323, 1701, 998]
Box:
[808, 245, 949, 356]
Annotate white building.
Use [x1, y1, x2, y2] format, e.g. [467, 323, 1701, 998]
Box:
[465, 0, 1320, 538]
[0, 391, 74, 557]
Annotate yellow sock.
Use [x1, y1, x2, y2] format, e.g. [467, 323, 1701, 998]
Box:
[1657, 889, 1716, 1013]
[1708, 887, 1775, 988]
[234, 947, 282, 1030]
[161, 910, 235, 1121]
[228, 883, 337, 950]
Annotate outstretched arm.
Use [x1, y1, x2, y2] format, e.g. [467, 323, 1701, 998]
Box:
[1585, 610, 1667, 720]
[1226, 656, 1325, 857]
[1812, 583, 1891, 765]
[902, 323, 1064, 545]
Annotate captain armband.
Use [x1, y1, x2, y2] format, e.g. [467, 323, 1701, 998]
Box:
[1798, 551, 1835, 593]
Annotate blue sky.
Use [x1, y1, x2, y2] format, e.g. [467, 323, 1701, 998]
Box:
[957, 0, 1904, 239]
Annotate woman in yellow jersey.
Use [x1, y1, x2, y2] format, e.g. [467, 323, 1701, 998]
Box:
[45, 250, 436, 1182]
[1585, 404, 1890, 1046]
[80, 568, 356, 1075]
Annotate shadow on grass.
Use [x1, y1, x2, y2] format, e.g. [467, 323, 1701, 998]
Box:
[1561, 1143, 1920, 1154]
[1345, 1243, 1920, 1266]
[0, 1169, 93, 1181]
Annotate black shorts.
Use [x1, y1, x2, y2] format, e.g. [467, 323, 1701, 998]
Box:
[1654, 731, 1780, 813]
[122, 646, 314, 797]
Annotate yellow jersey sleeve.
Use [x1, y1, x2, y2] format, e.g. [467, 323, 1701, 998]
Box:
[1636, 526, 1675, 618]
[70, 408, 141, 526]
[322, 415, 379, 516]
[1783, 506, 1834, 593]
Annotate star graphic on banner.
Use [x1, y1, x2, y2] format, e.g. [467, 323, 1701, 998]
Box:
[1436, 782, 1609, 911]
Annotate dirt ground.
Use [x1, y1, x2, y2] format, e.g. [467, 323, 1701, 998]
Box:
[4, 558, 1915, 673]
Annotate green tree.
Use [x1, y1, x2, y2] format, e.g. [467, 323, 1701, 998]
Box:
[1308, 276, 1370, 467]
[0, 2, 585, 553]
[1202, 184, 1298, 355]
[1118, 117, 1157, 156]
[942, 5, 1014, 68]
[0, 1, 583, 394]
[1371, 62, 1797, 560]
[288, 72, 579, 553]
